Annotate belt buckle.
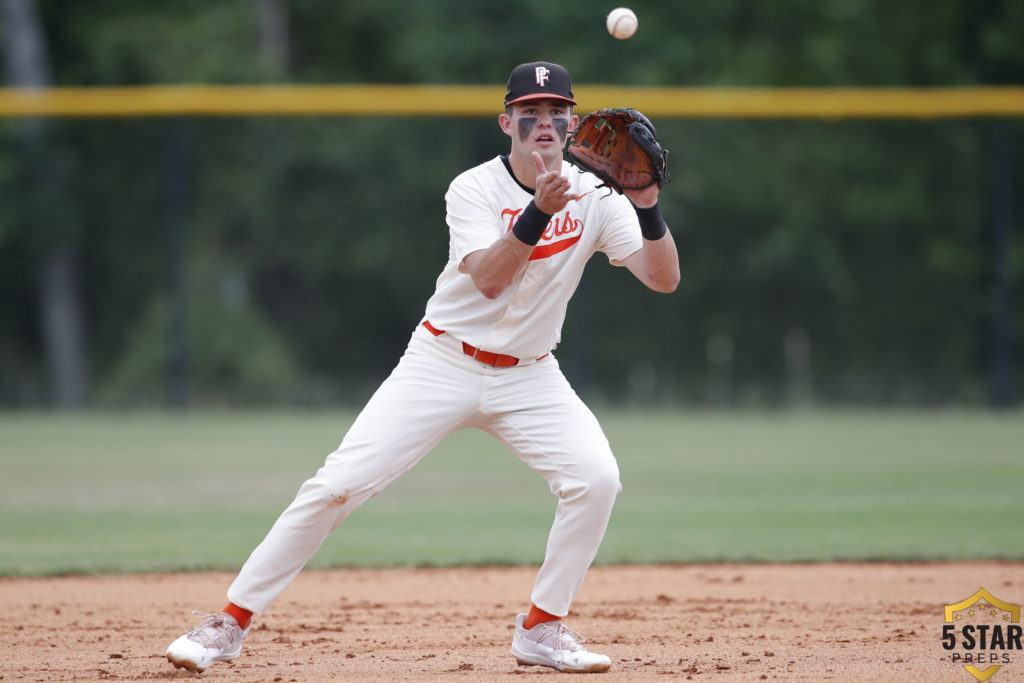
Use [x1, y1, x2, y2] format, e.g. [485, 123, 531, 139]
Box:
[463, 342, 515, 367]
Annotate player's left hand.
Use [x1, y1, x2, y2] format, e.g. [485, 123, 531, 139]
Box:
[624, 184, 659, 209]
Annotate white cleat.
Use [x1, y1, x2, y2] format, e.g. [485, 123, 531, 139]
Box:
[511, 613, 612, 673]
[166, 611, 251, 673]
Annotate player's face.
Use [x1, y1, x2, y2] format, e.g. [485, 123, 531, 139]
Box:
[502, 99, 577, 160]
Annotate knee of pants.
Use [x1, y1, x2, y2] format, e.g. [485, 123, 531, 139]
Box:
[556, 462, 622, 504]
[294, 472, 364, 514]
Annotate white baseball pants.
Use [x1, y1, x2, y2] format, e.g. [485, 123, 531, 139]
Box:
[228, 324, 621, 617]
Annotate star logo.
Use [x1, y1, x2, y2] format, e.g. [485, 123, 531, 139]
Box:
[943, 588, 1021, 682]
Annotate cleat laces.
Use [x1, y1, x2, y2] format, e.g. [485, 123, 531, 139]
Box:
[536, 620, 587, 653]
[186, 611, 241, 650]
[555, 622, 587, 653]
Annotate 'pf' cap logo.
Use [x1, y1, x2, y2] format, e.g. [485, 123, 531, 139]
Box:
[535, 66, 550, 87]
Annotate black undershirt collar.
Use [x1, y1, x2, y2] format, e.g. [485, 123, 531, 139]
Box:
[500, 156, 535, 195]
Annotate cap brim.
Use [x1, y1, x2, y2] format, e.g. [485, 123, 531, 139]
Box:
[505, 93, 578, 106]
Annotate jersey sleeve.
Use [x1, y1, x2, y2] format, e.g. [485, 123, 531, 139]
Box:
[445, 173, 503, 272]
[597, 192, 644, 266]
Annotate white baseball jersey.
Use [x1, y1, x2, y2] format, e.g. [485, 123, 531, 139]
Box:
[423, 155, 644, 359]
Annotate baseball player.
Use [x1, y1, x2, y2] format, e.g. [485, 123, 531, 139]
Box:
[166, 60, 679, 675]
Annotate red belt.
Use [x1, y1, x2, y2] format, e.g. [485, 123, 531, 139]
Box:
[422, 321, 546, 368]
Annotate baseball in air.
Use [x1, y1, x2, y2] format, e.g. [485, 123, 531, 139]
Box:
[606, 7, 638, 40]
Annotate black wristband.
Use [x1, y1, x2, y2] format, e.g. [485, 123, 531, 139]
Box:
[636, 203, 667, 241]
[511, 200, 552, 246]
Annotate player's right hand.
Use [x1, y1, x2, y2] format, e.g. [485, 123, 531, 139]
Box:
[532, 152, 579, 215]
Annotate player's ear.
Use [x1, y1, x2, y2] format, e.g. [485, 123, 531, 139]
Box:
[498, 112, 513, 137]
[569, 113, 579, 130]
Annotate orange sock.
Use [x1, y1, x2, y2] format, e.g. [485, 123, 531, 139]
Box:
[223, 602, 253, 630]
[523, 604, 561, 630]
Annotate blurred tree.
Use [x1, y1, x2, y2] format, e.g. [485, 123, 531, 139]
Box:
[1, 0, 86, 408]
[257, 0, 289, 76]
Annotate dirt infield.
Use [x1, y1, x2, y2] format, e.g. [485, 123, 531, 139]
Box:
[3, 563, 1022, 681]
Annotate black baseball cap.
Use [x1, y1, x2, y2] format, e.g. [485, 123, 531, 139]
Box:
[504, 61, 578, 107]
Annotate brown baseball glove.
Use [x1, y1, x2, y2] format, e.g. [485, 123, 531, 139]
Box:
[566, 107, 670, 193]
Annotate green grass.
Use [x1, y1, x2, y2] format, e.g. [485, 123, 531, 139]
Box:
[1, 409, 1022, 576]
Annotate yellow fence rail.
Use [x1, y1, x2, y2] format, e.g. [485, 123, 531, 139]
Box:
[1, 84, 1023, 118]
